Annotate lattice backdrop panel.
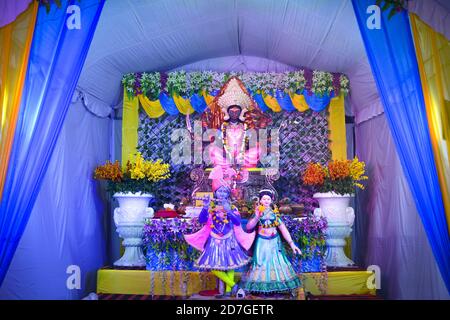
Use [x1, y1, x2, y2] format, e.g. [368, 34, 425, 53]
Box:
[138, 110, 330, 212]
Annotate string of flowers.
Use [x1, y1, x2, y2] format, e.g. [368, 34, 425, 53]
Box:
[143, 218, 202, 269]
[150, 271, 155, 297]
[161, 271, 166, 296]
[318, 256, 329, 295]
[282, 214, 327, 262]
[179, 271, 186, 297]
[258, 205, 282, 228]
[122, 70, 350, 100]
[169, 269, 175, 296]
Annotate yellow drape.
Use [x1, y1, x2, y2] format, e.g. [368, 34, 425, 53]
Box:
[202, 91, 215, 105]
[138, 94, 165, 118]
[328, 94, 347, 160]
[327, 93, 351, 256]
[172, 95, 195, 115]
[289, 93, 310, 112]
[122, 91, 139, 168]
[262, 94, 282, 112]
[0, 2, 38, 199]
[411, 14, 450, 232]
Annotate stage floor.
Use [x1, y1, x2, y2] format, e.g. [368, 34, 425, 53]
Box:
[97, 267, 376, 299]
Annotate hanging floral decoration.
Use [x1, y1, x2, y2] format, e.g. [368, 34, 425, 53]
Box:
[122, 70, 350, 100]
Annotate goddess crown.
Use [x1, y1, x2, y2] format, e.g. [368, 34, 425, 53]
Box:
[217, 77, 252, 121]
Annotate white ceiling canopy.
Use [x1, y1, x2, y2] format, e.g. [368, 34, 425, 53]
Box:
[77, 0, 448, 123]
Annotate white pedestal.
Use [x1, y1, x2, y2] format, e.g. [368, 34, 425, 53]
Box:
[323, 221, 355, 267]
[114, 222, 146, 267]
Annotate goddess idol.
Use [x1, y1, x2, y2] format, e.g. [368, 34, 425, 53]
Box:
[202, 76, 271, 171]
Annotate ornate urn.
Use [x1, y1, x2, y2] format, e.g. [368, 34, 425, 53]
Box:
[313, 192, 355, 267]
[113, 192, 154, 267]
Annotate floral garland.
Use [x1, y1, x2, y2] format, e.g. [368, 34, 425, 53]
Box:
[221, 122, 248, 163]
[122, 70, 350, 100]
[211, 211, 228, 226]
[143, 218, 202, 269]
[208, 201, 238, 230]
[258, 205, 282, 229]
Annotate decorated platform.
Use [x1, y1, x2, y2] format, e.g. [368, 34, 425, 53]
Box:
[96, 267, 376, 298]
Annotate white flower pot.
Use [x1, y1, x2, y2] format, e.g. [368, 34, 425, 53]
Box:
[113, 192, 154, 267]
[313, 192, 355, 267]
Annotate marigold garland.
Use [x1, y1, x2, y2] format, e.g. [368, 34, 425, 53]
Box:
[258, 205, 281, 229]
[208, 202, 236, 228]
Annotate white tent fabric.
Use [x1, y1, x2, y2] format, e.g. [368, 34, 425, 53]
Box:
[78, 0, 378, 118]
[355, 114, 450, 299]
[409, 0, 450, 40]
[1, 0, 449, 299]
[0, 100, 111, 299]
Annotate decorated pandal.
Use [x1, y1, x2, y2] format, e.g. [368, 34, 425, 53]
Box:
[3, 0, 449, 302]
[97, 74, 374, 300]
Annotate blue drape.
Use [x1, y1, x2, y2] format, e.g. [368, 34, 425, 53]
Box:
[159, 93, 180, 115]
[252, 93, 269, 112]
[0, 0, 105, 285]
[190, 93, 208, 113]
[352, 0, 450, 293]
[275, 90, 296, 112]
[302, 89, 333, 112]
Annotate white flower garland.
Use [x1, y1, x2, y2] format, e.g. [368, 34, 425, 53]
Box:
[122, 69, 350, 99]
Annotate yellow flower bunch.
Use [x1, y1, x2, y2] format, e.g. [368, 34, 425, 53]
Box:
[128, 152, 146, 180]
[94, 153, 171, 194]
[144, 159, 171, 182]
[127, 153, 171, 182]
[349, 157, 368, 189]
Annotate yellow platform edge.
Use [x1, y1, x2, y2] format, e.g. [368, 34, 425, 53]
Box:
[97, 269, 376, 296]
